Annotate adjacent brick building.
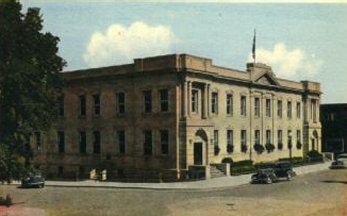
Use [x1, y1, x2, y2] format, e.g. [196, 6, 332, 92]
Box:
[321, 103, 347, 154]
[32, 54, 322, 181]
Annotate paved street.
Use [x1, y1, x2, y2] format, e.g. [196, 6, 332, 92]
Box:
[1, 169, 346, 216]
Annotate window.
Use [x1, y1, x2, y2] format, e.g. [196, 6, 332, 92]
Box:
[160, 89, 169, 112]
[143, 91, 152, 113]
[58, 131, 65, 153]
[160, 130, 169, 155]
[35, 132, 41, 152]
[143, 130, 152, 155]
[311, 99, 317, 122]
[117, 130, 125, 154]
[116, 92, 125, 114]
[79, 95, 86, 116]
[213, 130, 219, 146]
[266, 99, 271, 117]
[58, 95, 64, 116]
[287, 101, 292, 119]
[241, 130, 247, 147]
[277, 100, 282, 118]
[93, 131, 100, 154]
[191, 89, 199, 113]
[254, 98, 260, 117]
[266, 130, 271, 144]
[93, 94, 100, 115]
[278, 130, 283, 144]
[226, 94, 233, 115]
[255, 130, 260, 145]
[297, 130, 301, 143]
[79, 131, 86, 153]
[296, 102, 301, 119]
[211, 92, 218, 114]
[241, 96, 247, 116]
[227, 130, 233, 146]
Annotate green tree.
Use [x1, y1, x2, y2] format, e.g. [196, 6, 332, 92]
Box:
[0, 0, 66, 183]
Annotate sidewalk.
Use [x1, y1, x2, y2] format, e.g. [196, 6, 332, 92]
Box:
[13, 162, 330, 190]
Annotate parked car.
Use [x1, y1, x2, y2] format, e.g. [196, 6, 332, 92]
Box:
[330, 154, 347, 169]
[273, 161, 296, 180]
[21, 174, 45, 188]
[251, 168, 279, 184]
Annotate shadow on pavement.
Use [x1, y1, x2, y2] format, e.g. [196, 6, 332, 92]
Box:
[321, 180, 347, 184]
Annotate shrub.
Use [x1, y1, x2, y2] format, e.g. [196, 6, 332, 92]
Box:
[296, 142, 302, 149]
[226, 144, 234, 153]
[265, 143, 275, 153]
[306, 150, 323, 162]
[221, 157, 233, 164]
[214, 145, 220, 156]
[241, 144, 248, 153]
[231, 160, 255, 175]
[255, 162, 275, 169]
[232, 160, 253, 166]
[253, 143, 265, 154]
[278, 142, 283, 150]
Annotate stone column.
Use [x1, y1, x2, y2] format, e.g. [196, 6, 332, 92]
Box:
[206, 84, 210, 118]
[203, 83, 208, 119]
[187, 81, 191, 117]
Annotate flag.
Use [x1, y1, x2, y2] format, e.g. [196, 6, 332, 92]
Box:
[252, 29, 256, 62]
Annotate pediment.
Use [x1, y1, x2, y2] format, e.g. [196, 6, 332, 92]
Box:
[254, 72, 280, 86]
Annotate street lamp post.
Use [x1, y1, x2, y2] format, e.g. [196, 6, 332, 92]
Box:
[288, 130, 292, 163]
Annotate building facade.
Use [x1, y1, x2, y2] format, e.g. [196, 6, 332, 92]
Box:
[321, 103, 347, 154]
[32, 54, 322, 181]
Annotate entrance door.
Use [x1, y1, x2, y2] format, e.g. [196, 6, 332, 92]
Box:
[311, 138, 316, 150]
[194, 142, 203, 165]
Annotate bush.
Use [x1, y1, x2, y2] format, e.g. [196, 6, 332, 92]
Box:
[254, 162, 275, 169]
[306, 150, 323, 162]
[226, 144, 234, 153]
[278, 142, 283, 150]
[231, 160, 255, 175]
[253, 143, 265, 154]
[221, 157, 233, 164]
[265, 143, 275, 153]
[241, 144, 248, 153]
[232, 160, 253, 166]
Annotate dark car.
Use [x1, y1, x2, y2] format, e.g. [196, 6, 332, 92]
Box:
[273, 161, 296, 180]
[21, 174, 45, 188]
[251, 168, 279, 184]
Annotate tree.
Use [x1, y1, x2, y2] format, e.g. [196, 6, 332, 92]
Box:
[0, 0, 65, 182]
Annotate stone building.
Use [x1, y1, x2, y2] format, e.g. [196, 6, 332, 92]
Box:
[321, 103, 347, 154]
[32, 54, 322, 181]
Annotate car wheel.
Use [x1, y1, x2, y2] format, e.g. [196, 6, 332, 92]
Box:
[287, 172, 292, 181]
[266, 177, 272, 184]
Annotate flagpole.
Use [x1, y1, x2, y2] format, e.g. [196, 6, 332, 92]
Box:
[252, 29, 256, 64]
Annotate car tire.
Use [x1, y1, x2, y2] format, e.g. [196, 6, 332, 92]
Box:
[287, 172, 292, 181]
[266, 177, 272, 184]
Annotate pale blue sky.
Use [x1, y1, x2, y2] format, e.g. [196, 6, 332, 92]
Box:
[21, 1, 347, 103]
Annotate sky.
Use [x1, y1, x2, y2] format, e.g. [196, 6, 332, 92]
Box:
[21, 1, 347, 104]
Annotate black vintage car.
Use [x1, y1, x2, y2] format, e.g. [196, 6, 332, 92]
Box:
[273, 161, 296, 180]
[251, 168, 279, 184]
[21, 174, 45, 188]
[251, 161, 296, 184]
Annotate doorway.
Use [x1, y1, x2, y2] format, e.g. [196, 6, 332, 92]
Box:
[194, 142, 203, 165]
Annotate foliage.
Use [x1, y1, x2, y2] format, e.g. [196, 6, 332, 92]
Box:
[214, 145, 220, 156]
[221, 157, 233, 164]
[253, 143, 265, 154]
[226, 144, 234, 154]
[241, 144, 248, 153]
[306, 150, 323, 162]
[0, 0, 65, 182]
[265, 143, 275, 153]
[230, 160, 254, 175]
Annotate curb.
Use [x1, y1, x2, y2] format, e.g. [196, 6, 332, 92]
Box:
[10, 162, 330, 190]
